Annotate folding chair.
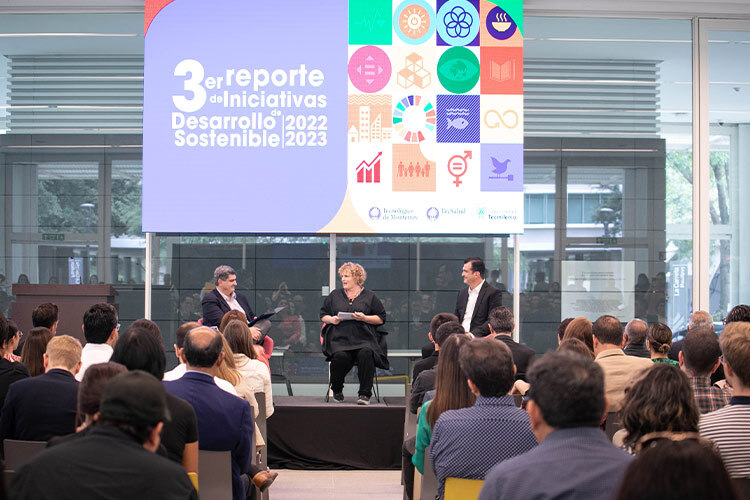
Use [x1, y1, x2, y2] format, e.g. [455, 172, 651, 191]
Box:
[444, 478, 484, 500]
[198, 450, 233, 500]
[3, 439, 47, 471]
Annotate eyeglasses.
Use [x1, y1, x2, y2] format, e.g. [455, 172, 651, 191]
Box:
[15, 331, 23, 339]
[634, 431, 717, 454]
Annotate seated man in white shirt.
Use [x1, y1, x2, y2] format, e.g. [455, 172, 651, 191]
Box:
[76, 303, 118, 381]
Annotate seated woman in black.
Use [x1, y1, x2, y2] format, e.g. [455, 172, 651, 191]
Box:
[321, 262, 387, 405]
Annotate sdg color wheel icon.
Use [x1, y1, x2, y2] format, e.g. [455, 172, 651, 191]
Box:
[437, 47, 480, 94]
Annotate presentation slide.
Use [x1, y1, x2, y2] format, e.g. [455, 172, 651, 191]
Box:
[143, 0, 524, 233]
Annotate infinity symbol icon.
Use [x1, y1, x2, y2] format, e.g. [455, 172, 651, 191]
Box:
[483, 109, 519, 129]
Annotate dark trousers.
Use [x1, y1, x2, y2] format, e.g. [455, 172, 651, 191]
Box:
[402, 436, 416, 500]
[330, 348, 375, 398]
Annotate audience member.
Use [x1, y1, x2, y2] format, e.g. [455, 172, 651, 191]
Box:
[617, 364, 699, 452]
[557, 317, 574, 345]
[557, 338, 594, 360]
[410, 321, 465, 413]
[562, 317, 594, 353]
[647, 323, 678, 365]
[9, 371, 197, 499]
[0, 313, 29, 405]
[700, 321, 750, 479]
[0, 335, 81, 446]
[20, 327, 54, 376]
[623, 319, 650, 358]
[77, 303, 119, 381]
[724, 304, 750, 324]
[615, 438, 738, 500]
[4, 321, 21, 362]
[110, 327, 198, 472]
[164, 321, 243, 395]
[669, 310, 714, 361]
[220, 310, 267, 364]
[592, 315, 652, 412]
[224, 320, 273, 417]
[48, 362, 127, 446]
[431, 338, 537, 496]
[164, 326, 258, 500]
[129, 318, 164, 342]
[403, 334, 474, 499]
[414, 313, 458, 379]
[215, 334, 260, 417]
[479, 352, 632, 500]
[488, 306, 535, 381]
[680, 328, 730, 413]
[32, 302, 59, 332]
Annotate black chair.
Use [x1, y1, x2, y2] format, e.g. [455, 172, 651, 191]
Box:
[198, 450, 233, 500]
[3, 439, 47, 472]
[254, 391, 270, 500]
[604, 412, 622, 440]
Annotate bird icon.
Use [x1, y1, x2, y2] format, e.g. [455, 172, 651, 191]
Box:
[489, 156, 513, 180]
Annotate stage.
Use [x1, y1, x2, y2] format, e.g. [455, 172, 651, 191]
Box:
[267, 396, 406, 470]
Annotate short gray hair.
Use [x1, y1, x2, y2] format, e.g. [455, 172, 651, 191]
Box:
[689, 310, 713, 330]
[624, 319, 648, 344]
[213, 265, 236, 285]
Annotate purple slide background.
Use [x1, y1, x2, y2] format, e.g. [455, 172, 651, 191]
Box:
[143, 0, 348, 232]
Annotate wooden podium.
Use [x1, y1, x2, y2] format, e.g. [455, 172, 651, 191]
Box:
[11, 284, 118, 345]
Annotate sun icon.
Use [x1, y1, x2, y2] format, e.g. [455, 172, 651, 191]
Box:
[400, 5, 430, 39]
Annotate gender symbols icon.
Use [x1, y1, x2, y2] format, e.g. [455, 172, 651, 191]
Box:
[447, 150, 472, 186]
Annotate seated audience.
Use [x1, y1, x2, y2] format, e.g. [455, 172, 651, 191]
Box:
[20, 326, 53, 376]
[488, 306, 535, 381]
[164, 321, 244, 395]
[224, 319, 274, 417]
[479, 352, 632, 500]
[592, 315, 653, 412]
[680, 327, 730, 413]
[557, 338, 594, 360]
[48, 362, 127, 446]
[220, 310, 269, 368]
[4, 321, 22, 362]
[32, 302, 59, 333]
[413, 313, 458, 380]
[724, 304, 750, 324]
[623, 319, 650, 358]
[562, 317, 594, 354]
[164, 326, 265, 500]
[668, 310, 714, 361]
[0, 335, 81, 446]
[617, 364, 699, 452]
[700, 321, 750, 479]
[615, 438, 738, 500]
[647, 323, 678, 366]
[430, 338, 537, 497]
[404, 334, 474, 500]
[9, 371, 197, 499]
[0, 313, 29, 405]
[77, 303, 119, 381]
[557, 317, 574, 345]
[110, 327, 198, 473]
[410, 321, 465, 414]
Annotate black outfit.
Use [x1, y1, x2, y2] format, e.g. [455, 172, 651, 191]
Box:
[494, 335, 536, 381]
[409, 368, 436, 414]
[320, 288, 387, 398]
[623, 343, 651, 358]
[161, 393, 199, 464]
[454, 281, 503, 337]
[412, 350, 438, 381]
[0, 368, 78, 448]
[201, 288, 255, 328]
[9, 425, 197, 499]
[421, 342, 435, 359]
[0, 358, 30, 407]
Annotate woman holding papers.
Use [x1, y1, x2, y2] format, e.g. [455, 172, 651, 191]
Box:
[321, 262, 387, 405]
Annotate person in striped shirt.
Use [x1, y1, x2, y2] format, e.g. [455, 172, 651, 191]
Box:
[700, 321, 750, 479]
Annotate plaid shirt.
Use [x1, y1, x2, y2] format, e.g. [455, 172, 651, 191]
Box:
[690, 376, 731, 414]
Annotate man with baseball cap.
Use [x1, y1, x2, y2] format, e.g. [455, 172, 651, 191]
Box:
[9, 370, 197, 499]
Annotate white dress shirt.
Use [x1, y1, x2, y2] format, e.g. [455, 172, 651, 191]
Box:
[218, 289, 245, 314]
[461, 280, 485, 333]
[76, 343, 113, 381]
[162, 363, 239, 396]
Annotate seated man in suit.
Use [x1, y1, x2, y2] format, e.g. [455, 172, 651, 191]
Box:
[202, 265, 255, 329]
[164, 326, 255, 500]
[10, 371, 196, 500]
[455, 257, 502, 338]
[430, 338, 537, 497]
[488, 306, 535, 381]
[0, 335, 81, 445]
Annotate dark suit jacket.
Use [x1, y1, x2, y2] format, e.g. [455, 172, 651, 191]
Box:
[0, 368, 78, 446]
[164, 371, 253, 500]
[201, 288, 255, 328]
[454, 281, 503, 337]
[413, 351, 439, 381]
[494, 335, 535, 381]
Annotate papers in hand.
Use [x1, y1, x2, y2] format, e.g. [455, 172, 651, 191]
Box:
[337, 312, 358, 321]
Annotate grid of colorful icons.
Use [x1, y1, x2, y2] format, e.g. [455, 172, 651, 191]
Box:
[347, 0, 524, 200]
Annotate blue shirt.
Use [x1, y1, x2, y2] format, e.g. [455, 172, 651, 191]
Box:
[478, 427, 632, 500]
[430, 395, 537, 497]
